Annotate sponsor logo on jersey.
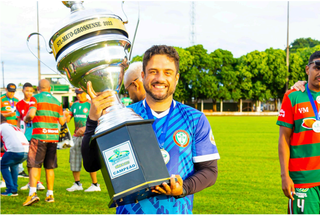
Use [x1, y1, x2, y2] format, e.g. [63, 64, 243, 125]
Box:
[30, 101, 35, 105]
[83, 108, 88, 113]
[3, 102, 9, 105]
[173, 130, 190, 147]
[279, 109, 285, 117]
[295, 192, 307, 198]
[296, 188, 309, 192]
[301, 118, 316, 129]
[298, 107, 309, 114]
[74, 114, 87, 118]
[210, 129, 216, 145]
[42, 128, 58, 134]
[5, 106, 11, 111]
[22, 110, 24, 114]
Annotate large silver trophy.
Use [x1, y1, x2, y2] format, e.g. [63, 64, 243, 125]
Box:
[27, 1, 171, 208]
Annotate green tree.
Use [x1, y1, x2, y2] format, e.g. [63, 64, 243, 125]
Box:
[184, 45, 212, 109]
[209, 49, 240, 111]
[290, 37, 320, 53]
[173, 47, 193, 102]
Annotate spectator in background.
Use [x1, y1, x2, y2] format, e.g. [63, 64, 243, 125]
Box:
[121, 93, 132, 106]
[64, 88, 101, 192]
[16, 82, 45, 191]
[123, 62, 146, 103]
[1, 83, 18, 126]
[22, 79, 65, 206]
[0, 114, 29, 196]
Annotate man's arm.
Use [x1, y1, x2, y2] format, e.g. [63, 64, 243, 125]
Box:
[81, 116, 101, 172]
[24, 108, 36, 123]
[58, 115, 66, 126]
[182, 159, 218, 196]
[278, 126, 295, 200]
[2, 112, 15, 118]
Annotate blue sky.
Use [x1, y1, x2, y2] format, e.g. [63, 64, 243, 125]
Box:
[0, 1, 319, 86]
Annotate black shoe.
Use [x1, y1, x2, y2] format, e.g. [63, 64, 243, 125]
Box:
[18, 171, 29, 178]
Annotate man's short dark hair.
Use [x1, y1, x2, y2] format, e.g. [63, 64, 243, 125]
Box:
[143, 45, 180, 74]
[23, 82, 33, 89]
[309, 51, 320, 64]
[1, 114, 7, 123]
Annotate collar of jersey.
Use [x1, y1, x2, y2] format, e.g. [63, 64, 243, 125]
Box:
[143, 99, 176, 119]
[79, 99, 89, 103]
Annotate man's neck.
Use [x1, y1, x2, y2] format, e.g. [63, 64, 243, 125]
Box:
[308, 83, 320, 92]
[145, 95, 173, 112]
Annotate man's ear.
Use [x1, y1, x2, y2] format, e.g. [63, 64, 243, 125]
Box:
[141, 71, 145, 80]
[306, 65, 309, 76]
[175, 73, 180, 85]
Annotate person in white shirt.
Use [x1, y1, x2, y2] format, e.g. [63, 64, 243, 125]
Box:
[0, 114, 29, 196]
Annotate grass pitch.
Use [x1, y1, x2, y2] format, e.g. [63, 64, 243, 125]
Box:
[1, 116, 287, 214]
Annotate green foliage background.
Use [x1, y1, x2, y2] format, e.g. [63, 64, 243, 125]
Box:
[122, 38, 320, 106]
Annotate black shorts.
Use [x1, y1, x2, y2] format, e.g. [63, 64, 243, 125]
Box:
[27, 138, 58, 169]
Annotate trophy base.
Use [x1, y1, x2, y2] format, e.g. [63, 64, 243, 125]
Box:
[90, 119, 171, 208]
[108, 177, 170, 208]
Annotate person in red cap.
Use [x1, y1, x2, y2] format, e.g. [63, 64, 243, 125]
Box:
[1, 83, 19, 126]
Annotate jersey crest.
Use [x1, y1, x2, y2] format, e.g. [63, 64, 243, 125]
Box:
[173, 130, 190, 147]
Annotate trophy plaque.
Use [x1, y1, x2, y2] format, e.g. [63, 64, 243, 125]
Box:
[27, 1, 171, 208]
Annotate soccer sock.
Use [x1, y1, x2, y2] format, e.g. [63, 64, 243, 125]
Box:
[29, 187, 37, 196]
[47, 190, 53, 197]
[75, 181, 81, 186]
[93, 183, 98, 186]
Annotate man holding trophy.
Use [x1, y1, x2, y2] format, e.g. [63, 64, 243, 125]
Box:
[82, 45, 220, 213]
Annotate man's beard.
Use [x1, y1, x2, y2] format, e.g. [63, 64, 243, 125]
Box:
[144, 82, 175, 101]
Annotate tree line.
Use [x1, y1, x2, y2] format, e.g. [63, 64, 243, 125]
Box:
[125, 38, 320, 110]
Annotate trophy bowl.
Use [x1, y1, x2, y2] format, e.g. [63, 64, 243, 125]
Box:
[50, 1, 143, 133]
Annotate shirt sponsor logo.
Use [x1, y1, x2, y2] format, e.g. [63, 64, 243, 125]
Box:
[74, 114, 87, 118]
[3, 102, 9, 105]
[83, 108, 88, 113]
[298, 107, 309, 114]
[279, 109, 285, 117]
[42, 128, 58, 134]
[5, 106, 11, 111]
[210, 129, 216, 146]
[173, 130, 190, 147]
[301, 118, 316, 129]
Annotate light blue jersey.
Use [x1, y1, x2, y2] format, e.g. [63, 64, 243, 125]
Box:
[117, 100, 220, 214]
[16, 111, 33, 141]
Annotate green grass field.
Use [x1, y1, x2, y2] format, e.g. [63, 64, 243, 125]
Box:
[1, 116, 288, 214]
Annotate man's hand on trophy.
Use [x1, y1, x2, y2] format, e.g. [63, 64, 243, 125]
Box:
[151, 174, 183, 196]
[87, 81, 116, 121]
[290, 80, 307, 92]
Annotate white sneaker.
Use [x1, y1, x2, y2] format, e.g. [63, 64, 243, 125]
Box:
[84, 184, 101, 192]
[21, 183, 29, 190]
[37, 182, 45, 191]
[0, 181, 6, 188]
[66, 183, 83, 192]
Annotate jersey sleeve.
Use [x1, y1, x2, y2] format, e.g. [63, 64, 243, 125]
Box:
[276, 92, 294, 129]
[29, 97, 37, 111]
[192, 114, 220, 163]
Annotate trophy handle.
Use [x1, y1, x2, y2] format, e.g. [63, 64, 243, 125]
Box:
[26, 32, 68, 80]
[122, 1, 140, 61]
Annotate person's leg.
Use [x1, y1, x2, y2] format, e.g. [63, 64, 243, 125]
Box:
[73, 171, 81, 181]
[67, 137, 83, 192]
[11, 152, 27, 193]
[1, 152, 14, 193]
[45, 168, 54, 191]
[43, 142, 58, 200]
[29, 168, 41, 188]
[90, 172, 98, 184]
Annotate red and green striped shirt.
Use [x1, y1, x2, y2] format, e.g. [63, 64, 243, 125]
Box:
[29, 92, 63, 142]
[277, 88, 320, 188]
[0, 94, 19, 126]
